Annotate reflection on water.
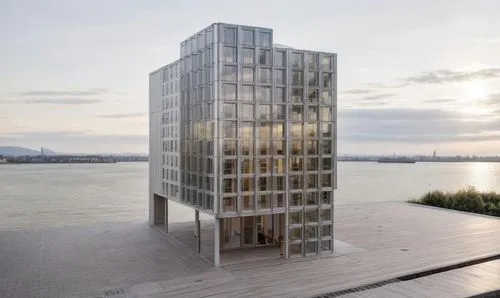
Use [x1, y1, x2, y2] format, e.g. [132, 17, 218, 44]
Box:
[336, 162, 500, 204]
[467, 162, 494, 192]
[1, 162, 499, 229]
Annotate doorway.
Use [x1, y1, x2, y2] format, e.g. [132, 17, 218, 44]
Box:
[222, 214, 285, 251]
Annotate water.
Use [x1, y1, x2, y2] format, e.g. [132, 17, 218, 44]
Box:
[1, 162, 499, 230]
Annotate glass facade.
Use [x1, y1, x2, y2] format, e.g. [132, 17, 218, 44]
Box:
[176, 23, 337, 257]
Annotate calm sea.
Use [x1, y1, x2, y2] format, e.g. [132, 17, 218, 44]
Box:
[1, 162, 499, 230]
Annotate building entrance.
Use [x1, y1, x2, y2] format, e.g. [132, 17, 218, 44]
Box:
[221, 214, 285, 251]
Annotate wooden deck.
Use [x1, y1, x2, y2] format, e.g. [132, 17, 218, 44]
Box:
[341, 259, 500, 298]
[150, 202, 500, 298]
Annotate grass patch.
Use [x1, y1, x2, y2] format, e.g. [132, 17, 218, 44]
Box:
[409, 187, 500, 217]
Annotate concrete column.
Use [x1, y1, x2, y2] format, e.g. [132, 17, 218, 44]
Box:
[214, 218, 220, 267]
[284, 210, 289, 258]
[195, 210, 200, 253]
[164, 198, 168, 233]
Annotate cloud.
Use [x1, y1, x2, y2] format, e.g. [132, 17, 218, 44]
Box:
[362, 93, 397, 101]
[484, 93, 500, 106]
[16, 88, 108, 96]
[423, 98, 457, 104]
[3, 98, 102, 105]
[0, 98, 101, 105]
[97, 113, 144, 119]
[405, 68, 500, 84]
[0, 131, 148, 144]
[338, 108, 500, 143]
[354, 100, 390, 106]
[341, 89, 375, 94]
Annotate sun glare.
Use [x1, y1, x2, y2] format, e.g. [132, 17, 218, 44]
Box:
[465, 81, 488, 100]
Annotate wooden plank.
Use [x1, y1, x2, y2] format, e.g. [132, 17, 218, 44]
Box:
[147, 202, 500, 298]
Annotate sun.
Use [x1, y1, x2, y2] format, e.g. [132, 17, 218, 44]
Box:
[465, 80, 488, 100]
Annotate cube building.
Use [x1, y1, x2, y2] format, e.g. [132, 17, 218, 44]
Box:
[149, 23, 337, 266]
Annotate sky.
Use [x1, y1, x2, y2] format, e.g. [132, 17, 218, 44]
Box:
[1, 0, 500, 155]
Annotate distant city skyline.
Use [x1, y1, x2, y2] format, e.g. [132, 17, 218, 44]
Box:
[1, 0, 500, 155]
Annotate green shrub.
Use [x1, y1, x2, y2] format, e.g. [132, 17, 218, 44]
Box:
[450, 188, 484, 213]
[409, 186, 500, 217]
[419, 190, 450, 208]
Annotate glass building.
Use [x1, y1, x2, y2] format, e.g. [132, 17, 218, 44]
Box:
[149, 23, 337, 266]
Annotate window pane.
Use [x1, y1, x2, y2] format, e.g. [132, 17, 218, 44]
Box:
[242, 67, 254, 83]
[242, 177, 254, 191]
[321, 90, 332, 104]
[241, 140, 253, 156]
[321, 191, 332, 204]
[242, 29, 254, 45]
[222, 103, 236, 118]
[274, 141, 286, 156]
[223, 65, 237, 81]
[322, 55, 333, 70]
[290, 106, 303, 121]
[323, 73, 332, 88]
[307, 106, 318, 122]
[306, 225, 317, 238]
[291, 88, 303, 103]
[306, 192, 318, 205]
[290, 227, 301, 242]
[275, 69, 285, 85]
[242, 85, 254, 101]
[259, 32, 271, 47]
[275, 87, 285, 103]
[322, 224, 331, 237]
[241, 158, 253, 174]
[259, 49, 271, 65]
[260, 68, 271, 83]
[274, 157, 285, 173]
[275, 51, 285, 67]
[222, 197, 236, 212]
[322, 140, 332, 154]
[307, 140, 318, 154]
[223, 140, 237, 155]
[322, 157, 332, 170]
[290, 123, 303, 138]
[242, 48, 254, 64]
[239, 121, 254, 139]
[305, 209, 318, 222]
[308, 71, 318, 86]
[290, 175, 302, 189]
[307, 53, 318, 68]
[223, 159, 237, 174]
[322, 173, 332, 187]
[321, 107, 332, 121]
[222, 84, 237, 100]
[290, 140, 302, 155]
[260, 87, 271, 103]
[223, 46, 236, 63]
[306, 158, 318, 171]
[239, 104, 254, 120]
[308, 89, 319, 103]
[320, 209, 331, 221]
[224, 27, 236, 44]
[291, 52, 303, 67]
[321, 123, 332, 138]
[291, 194, 303, 207]
[258, 104, 271, 120]
[222, 121, 237, 138]
[259, 158, 271, 173]
[292, 71, 303, 85]
[258, 176, 272, 191]
[242, 195, 254, 210]
[272, 105, 285, 120]
[223, 178, 237, 193]
[289, 157, 303, 172]
[275, 193, 285, 208]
